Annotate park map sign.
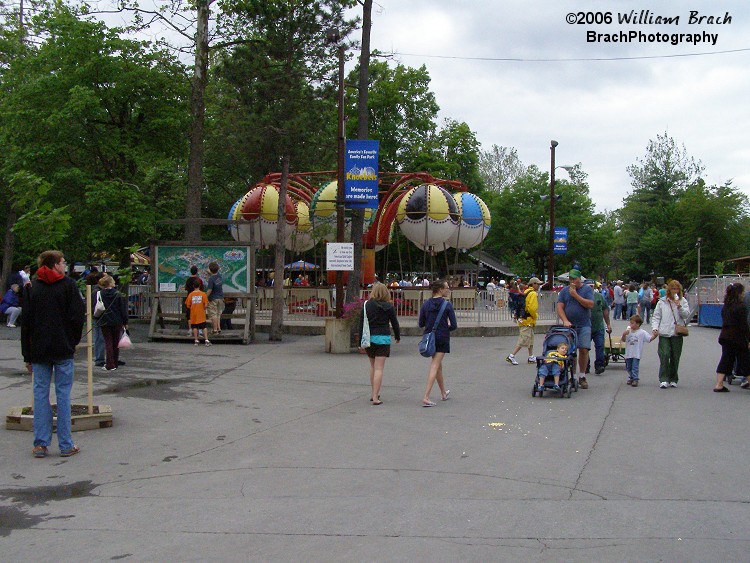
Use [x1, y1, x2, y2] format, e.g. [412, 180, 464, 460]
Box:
[154, 245, 251, 293]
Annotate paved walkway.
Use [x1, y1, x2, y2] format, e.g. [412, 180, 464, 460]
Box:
[1, 319, 748, 561]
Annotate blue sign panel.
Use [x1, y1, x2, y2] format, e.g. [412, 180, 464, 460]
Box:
[344, 139, 379, 209]
[553, 227, 568, 254]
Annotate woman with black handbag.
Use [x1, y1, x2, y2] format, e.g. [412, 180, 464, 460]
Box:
[713, 283, 750, 392]
[651, 279, 690, 388]
[418, 279, 457, 407]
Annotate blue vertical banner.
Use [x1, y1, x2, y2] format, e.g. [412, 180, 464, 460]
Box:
[344, 139, 379, 209]
[553, 227, 568, 254]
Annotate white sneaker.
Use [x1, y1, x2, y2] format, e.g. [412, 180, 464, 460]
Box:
[527, 356, 536, 363]
[659, 382, 668, 389]
[505, 354, 519, 365]
[669, 382, 677, 388]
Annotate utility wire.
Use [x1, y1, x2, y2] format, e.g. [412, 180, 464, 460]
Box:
[385, 47, 750, 62]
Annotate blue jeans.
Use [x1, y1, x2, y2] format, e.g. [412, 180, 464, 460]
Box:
[537, 362, 561, 382]
[33, 359, 75, 452]
[614, 303, 624, 320]
[626, 302, 637, 319]
[639, 302, 651, 324]
[592, 329, 605, 369]
[625, 357, 641, 381]
[93, 321, 105, 365]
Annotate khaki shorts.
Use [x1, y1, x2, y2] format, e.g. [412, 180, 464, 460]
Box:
[207, 299, 225, 321]
[516, 325, 535, 348]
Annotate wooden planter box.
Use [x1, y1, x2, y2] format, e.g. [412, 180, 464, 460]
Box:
[6, 404, 113, 432]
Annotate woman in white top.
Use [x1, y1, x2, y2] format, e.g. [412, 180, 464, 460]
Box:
[651, 279, 690, 388]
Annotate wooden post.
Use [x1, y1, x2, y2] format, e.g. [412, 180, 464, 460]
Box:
[86, 285, 93, 415]
[248, 221, 256, 343]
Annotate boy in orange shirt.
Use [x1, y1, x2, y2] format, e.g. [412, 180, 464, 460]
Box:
[185, 286, 211, 346]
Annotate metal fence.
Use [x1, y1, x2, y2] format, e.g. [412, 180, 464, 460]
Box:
[128, 285, 560, 323]
[127, 285, 151, 319]
[685, 274, 750, 314]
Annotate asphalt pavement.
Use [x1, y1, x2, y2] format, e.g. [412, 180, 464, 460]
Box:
[1, 318, 748, 562]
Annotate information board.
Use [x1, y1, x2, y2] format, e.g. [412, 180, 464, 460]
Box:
[326, 242, 355, 271]
[154, 245, 251, 292]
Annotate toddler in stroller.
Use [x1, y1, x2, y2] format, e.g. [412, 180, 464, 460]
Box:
[536, 342, 568, 392]
[533, 326, 578, 397]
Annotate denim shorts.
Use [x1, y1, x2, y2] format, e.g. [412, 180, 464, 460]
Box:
[574, 325, 592, 350]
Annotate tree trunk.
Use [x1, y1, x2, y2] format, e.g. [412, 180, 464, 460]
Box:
[345, 0, 372, 304]
[184, 0, 210, 243]
[270, 154, 290, 341]
[2, 210, 17, 289]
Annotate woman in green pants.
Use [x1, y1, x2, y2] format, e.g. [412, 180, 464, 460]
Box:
[651, 279, 691, 388]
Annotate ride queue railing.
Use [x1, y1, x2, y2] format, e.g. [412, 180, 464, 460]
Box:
[128, 285, 560, 323]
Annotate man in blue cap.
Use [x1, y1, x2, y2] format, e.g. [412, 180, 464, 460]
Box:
[556, 269, 595, 389]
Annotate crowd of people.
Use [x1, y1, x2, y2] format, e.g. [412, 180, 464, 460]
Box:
[357, 268, 750, 405]
[7, 249, 750, 458]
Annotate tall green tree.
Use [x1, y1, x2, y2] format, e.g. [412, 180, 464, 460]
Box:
[673, 180, 750, 278]
[478, 144, 527, 193]
[0, 0, 30, 283]
[410, 118, 484, 191]
[617, 133, 704, 280]
[216, 0, 356, 340]
[0, 4, 189, 265]
[615, 133, 750, 282]
[346, 59, 439, 171]
[482, 164, 611, 279]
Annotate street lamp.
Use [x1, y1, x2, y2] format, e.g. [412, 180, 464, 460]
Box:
[696, 237, 702, 311]
[546, 143, 574, 289]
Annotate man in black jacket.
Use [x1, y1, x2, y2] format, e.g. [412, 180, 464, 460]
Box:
[21, 250, 85, 458]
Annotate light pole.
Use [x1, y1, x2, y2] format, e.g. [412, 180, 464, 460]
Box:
[544, 141, 573, 290]
[546, 141, 557, 290]
[696, 237, 702, 311]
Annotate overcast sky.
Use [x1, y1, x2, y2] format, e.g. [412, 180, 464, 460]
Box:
[364, 0, 750, 212]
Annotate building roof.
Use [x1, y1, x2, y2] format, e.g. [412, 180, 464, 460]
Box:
[446, 262, 478, 272]
[725, 256, 750, 272]
[468, 250, 514, 276]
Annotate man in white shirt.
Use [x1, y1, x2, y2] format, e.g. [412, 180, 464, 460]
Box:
[19, 266, 31, 286]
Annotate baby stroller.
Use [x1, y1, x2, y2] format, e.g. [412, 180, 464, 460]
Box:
[532, 325, 579, 398]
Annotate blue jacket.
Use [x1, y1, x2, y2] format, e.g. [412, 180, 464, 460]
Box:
[418, 297, 457, 340]
[0, 288, 20, 313]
